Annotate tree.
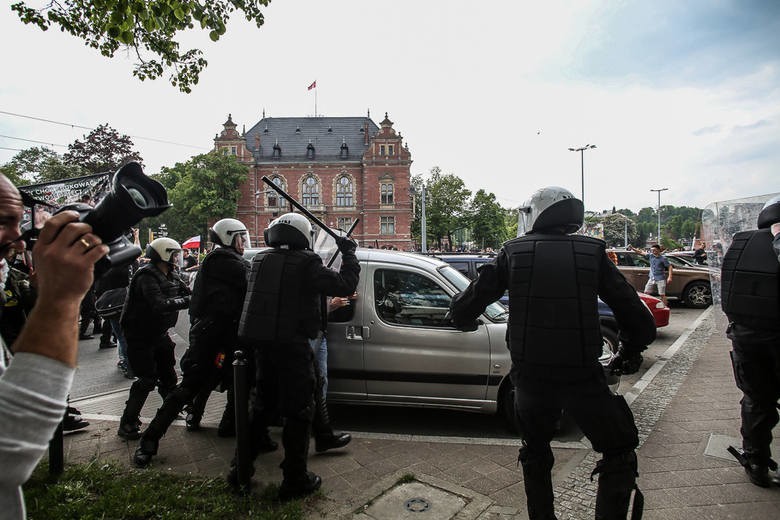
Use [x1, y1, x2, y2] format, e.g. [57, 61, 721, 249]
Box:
[469, 190, 509, 250]
[424, 167, 471, 251]
[64, 124, 143, 174]
[12, 1, 270, 93]
[0, 146, 85, 185]
[143, 152, 248, 244]
[602, 212, 638, 248]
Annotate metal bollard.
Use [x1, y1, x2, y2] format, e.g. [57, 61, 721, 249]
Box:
[49, 420, 64, 475]
[233, 350, 251, 491]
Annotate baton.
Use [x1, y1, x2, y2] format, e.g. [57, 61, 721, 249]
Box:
[262, 176, 340, 240]
[325, 218, 360, 268]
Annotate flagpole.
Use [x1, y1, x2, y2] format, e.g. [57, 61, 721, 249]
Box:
[315, 87, 318, 117]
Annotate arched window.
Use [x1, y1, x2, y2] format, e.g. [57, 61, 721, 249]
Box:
[266, 176, 285, 208]
[302, 175, 320, 207]
[335, 175, 353, 207]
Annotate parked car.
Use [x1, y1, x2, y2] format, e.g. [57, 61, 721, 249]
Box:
[430, 254, 508, 305]
[609, 249, 713, 308]
[242, 247, 620, 430]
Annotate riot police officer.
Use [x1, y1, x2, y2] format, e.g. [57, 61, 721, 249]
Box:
[721, 195, 780, 487]
[117, 237, 191, 440]
[132, 219, 258, 466]
[232, 212, 360, 501]
[450, 187, 656, 520]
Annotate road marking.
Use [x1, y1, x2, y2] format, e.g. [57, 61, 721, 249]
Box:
[623, 306, 712, 406]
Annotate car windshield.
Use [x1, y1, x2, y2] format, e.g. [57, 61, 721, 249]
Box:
[438, 265, 508, 322]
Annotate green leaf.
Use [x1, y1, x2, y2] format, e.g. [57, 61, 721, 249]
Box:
[119, 30, 134, 44]
[208, 30, 219, 42]
[174, 8, 185, 21]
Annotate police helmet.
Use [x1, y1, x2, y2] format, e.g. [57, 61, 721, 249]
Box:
[517, 186, 583, 236]
[757, 194, 780, 229]
[146, 237, 182, 265]
[264, 212, 312, 249]
[209, 218, 250, 248]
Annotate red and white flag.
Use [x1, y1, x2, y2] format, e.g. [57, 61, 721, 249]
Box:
[307, 80, 317, 90]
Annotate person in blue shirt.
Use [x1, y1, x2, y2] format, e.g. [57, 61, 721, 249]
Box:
[631, 244, 673, 307]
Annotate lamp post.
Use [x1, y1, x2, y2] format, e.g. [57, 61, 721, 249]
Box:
[612, 212, 630, 248]
[650, 188, 669, 245]
[568, 144, 596, 207]
[410, 184, 428, 253]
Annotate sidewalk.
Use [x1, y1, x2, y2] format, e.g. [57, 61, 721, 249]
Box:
[61, 308, 780, 519]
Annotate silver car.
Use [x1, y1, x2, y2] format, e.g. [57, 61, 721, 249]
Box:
[243, 248, 618, 428]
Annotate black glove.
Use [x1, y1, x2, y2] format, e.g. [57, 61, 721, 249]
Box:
[336, 236, 357, 254]
[607, 345, 643, 375]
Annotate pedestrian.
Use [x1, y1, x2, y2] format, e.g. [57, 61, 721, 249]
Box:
[720, 194, 780, 487]
[95, 263, 132, 372]
[116, 238, 191, 440]
[132, 219, 256, 466]
[693, 241, 707, 265]
[0, 173, 109, 519]
[450, 186, 656, 520]
[229, 212, 360, 500]
[630, 244, 673, 307]
[309, 294, 353, 453]
[78, 280, 102, 340]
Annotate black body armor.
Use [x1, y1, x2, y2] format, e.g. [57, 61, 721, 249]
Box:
[722, 229, 780, 331]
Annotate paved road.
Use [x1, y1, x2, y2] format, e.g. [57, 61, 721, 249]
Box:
[70, 305, 705, 443]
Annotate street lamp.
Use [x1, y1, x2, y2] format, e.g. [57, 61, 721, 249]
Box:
[568, 144, 596, 207]
[650, 187, 669, 245]
[612, 212, 631, 248]
[410, 183, 428, 253]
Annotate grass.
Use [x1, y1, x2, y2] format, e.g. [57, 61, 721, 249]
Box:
[23, 461, 307, 520]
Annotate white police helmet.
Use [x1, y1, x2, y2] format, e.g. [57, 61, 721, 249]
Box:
[209, 218, 250, 248]
[757, 194, 780, 229]
[517, 186, 584, 236]
[146, 237, 182, 265]
[264, 212, 312, 249]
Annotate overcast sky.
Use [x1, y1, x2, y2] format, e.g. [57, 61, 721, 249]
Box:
[1, 0, 778, 213]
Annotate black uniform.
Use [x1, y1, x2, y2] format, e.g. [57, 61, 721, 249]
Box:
[136, 247, 249, 457]
[118, 263, 190, 436]
[238, 246, 360, 492]
[721, 228, 780, 483]
[451, 233, 656, 520]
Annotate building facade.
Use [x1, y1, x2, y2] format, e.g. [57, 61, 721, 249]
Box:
[213, 112, 413, 250]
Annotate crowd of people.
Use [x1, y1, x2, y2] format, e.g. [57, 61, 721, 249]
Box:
[1, 167, 778, 518]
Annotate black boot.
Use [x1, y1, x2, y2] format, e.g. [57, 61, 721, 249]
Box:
[99, 321, 117, 349]
[133, 435, 159, 468]
[118, 380, 151, 440]
[744, 459, 771, 487]
[593, 451, 640, 520]
[278, 471, 322, 501]
[313, 392, 351, 453]
[518, 443, 557, 520]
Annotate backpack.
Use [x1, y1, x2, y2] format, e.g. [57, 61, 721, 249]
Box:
[95, 287, 127, 319]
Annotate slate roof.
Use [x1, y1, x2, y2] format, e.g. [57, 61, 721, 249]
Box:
[244, 116, 380, 164]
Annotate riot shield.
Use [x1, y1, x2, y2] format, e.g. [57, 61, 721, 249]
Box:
[701, 191, 780, 306]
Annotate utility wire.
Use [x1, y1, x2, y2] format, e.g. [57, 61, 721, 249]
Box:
[0, 109, 208, 150]
[0, 146, 25, 152]
[0, 134, 67, 147]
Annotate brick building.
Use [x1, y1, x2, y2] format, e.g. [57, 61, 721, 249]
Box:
[213, 112, 413, 250]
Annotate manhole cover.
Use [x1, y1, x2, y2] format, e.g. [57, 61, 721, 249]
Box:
[404, 497, 430, 512]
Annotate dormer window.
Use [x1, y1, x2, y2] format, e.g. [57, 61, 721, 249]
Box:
[263, 126, 269, 134]
[306, 142, 315, 159]
[272, 142, 281, 159]
[328, 126, 333, 133]
[340, 138, 348, 159]
[295, 126, 301, 133]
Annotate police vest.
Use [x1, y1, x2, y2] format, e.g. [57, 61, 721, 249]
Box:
[239, 248, 321, 344]
[121, 264, 183, 337]
[189, 247, 248, 321]
[504, 233, 605, 368]
[721, 229, 780, 331]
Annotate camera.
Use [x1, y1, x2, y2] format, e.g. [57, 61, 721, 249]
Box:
[26, 162, 171, 273]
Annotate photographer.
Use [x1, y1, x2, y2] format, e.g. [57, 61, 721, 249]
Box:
[0, 173, 108, 519]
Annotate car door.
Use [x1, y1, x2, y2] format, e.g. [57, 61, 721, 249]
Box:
[325, 272, 368, 401]
[361, 261, 493, 404]
[614, 251, 647, 291]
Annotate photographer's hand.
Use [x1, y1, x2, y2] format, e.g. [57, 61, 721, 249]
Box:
[12, 211, 109, 367]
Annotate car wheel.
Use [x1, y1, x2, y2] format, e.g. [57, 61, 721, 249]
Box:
[600, 325, 619, 362]
[683, 281, 712, 309]
[499, 381, 521, 434]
